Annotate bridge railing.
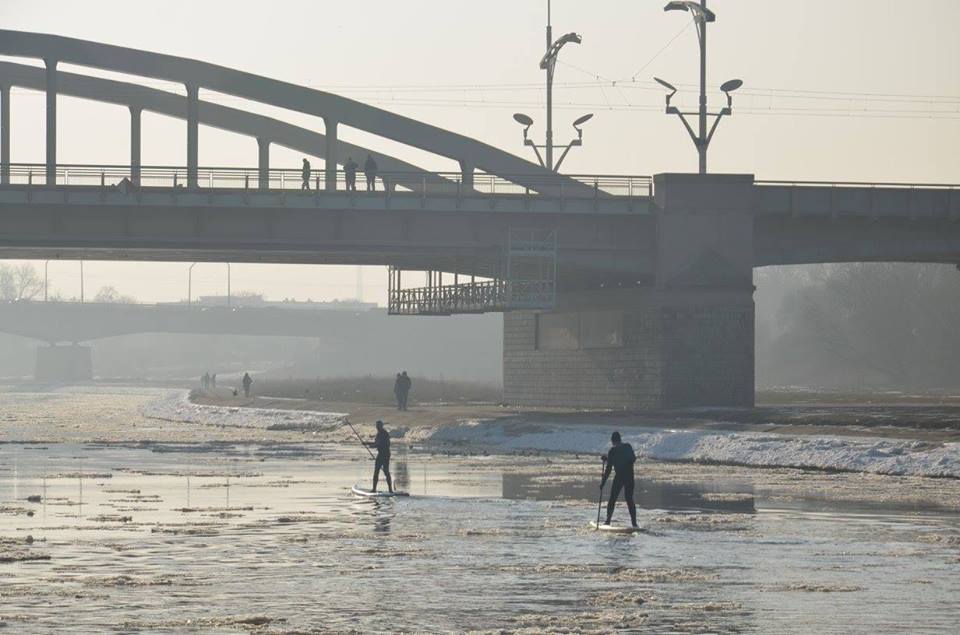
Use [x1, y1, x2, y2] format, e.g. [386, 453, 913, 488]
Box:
[755, 179, 960, 191]
[1, 163, 652, 199]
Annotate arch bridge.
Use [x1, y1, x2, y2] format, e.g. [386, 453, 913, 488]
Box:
[0, 30, 958, 408]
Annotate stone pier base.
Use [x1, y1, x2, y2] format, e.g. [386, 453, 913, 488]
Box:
[503, 287, 754, 409]
[35, 345, 93, 382]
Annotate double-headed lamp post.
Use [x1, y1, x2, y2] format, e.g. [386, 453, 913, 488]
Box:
[656, 0, 742, 175]
[512, 1, 592, 173]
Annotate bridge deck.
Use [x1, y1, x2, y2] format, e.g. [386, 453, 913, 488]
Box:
[1, 169, 958, 275]
[755, 181, 960, 221]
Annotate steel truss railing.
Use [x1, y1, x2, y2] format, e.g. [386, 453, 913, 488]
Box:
[387, 227, 557, 316]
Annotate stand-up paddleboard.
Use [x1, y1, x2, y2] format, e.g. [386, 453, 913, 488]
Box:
[352, 484, 409, 498]
[590, 521, 641, 533]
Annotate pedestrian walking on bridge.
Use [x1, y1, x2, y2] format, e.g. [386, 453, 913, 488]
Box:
[364, 154, 378, 192]
[345, 157, 358, 191]
[301, 158, 312, 190]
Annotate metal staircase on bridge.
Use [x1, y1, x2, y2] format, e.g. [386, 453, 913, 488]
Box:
[387, 228, 557, 315]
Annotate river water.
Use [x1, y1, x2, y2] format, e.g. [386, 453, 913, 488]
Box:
[1, 389, 959, 633]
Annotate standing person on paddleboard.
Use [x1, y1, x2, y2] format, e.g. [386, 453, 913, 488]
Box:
[600, 431, 639, 528]
[366, 420, 394, 493]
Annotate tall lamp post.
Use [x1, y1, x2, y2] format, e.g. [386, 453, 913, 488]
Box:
[656, 0, 742, 174]
[187, 262, 232, 307]
[187, 262, 197, 306]
[511, 1, 592, 173]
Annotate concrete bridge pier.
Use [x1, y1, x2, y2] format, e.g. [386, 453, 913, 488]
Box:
[503, 174, 756, 410]
[35, 344, 93, 383]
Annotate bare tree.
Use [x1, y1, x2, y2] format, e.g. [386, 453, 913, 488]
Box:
[759, 263, 960, 390]
[0, 263, 43, 301]
[93, 286, 137, 304]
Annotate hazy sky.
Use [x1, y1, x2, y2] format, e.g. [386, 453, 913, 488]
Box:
[2, 0, 958, 303]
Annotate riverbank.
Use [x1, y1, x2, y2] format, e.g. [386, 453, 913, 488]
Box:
[176, 390, 960, 479]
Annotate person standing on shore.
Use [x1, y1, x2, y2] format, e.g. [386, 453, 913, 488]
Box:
[242, 372, 253, 398]
[399, 371, 412, 411]
[393, 373, 403, 410]
[600, 431, 638, 528]
[365, 420, 393, 493]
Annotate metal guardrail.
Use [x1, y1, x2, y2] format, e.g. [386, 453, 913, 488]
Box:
[755, 179, 960, 190]
[390, 280, 506, 315]
[1, 163, 653, 199]
[388, 279, 557, 316]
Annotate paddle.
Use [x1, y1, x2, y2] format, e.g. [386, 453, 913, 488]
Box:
[343, 417, 376, 460]
[596, 455, 607, 528]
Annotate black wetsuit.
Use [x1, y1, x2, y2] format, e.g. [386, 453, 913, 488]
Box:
[602, 442, 637, 526]
[372, 428, 393, 493]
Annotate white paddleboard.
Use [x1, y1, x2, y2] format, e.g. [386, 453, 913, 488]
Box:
[590, 521, 641, 533]
[352, 484, 409, 498]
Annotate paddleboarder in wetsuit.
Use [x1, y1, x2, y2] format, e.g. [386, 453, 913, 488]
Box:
[366, 420, 394, 493]
[600, 431, 638, 528]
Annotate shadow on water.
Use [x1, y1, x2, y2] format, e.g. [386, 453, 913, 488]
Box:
[502, 473, 757, 513]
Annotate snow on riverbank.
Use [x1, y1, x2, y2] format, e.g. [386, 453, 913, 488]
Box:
[412, 420, 960, 479]
[142, 391, 345, 431]
[143, 391, 960, 478]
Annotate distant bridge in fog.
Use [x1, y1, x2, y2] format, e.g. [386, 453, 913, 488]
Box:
[0, 30, 958, 408]
[0, 300, 380, 344]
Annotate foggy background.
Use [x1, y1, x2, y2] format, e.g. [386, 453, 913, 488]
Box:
[0, 1, 958, 391]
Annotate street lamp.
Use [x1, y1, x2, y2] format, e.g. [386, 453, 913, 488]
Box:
[187, 262, 197, 306]
[511, 1, 591, 172]
[657, 0, 742, 174]
[187, 262, 231, 307]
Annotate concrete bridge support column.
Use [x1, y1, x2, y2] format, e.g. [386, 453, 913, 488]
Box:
[459, 160, 475, 191]
[186, 82, 199, 188]
[44, 58, 57, 186]
[257, 137, 270, 190]
[652, 173, 756, 407]
[502, 173, 756, 410]
[0, 83, 9, 185]
[323, 118, 337, 191]
[129, 106, 141, 185]
[35, 344, 93, 383]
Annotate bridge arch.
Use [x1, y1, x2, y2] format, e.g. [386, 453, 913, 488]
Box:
[0, 61, 453, 193]
[0, 29, 592, 195]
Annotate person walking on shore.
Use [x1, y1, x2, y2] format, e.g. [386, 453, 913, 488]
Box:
[600, 431, 638, 528]
[365, 420, 393, 493]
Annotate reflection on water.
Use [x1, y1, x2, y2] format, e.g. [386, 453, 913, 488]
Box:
[503, 473, 757, 513]
[1, 388, 959, 633]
